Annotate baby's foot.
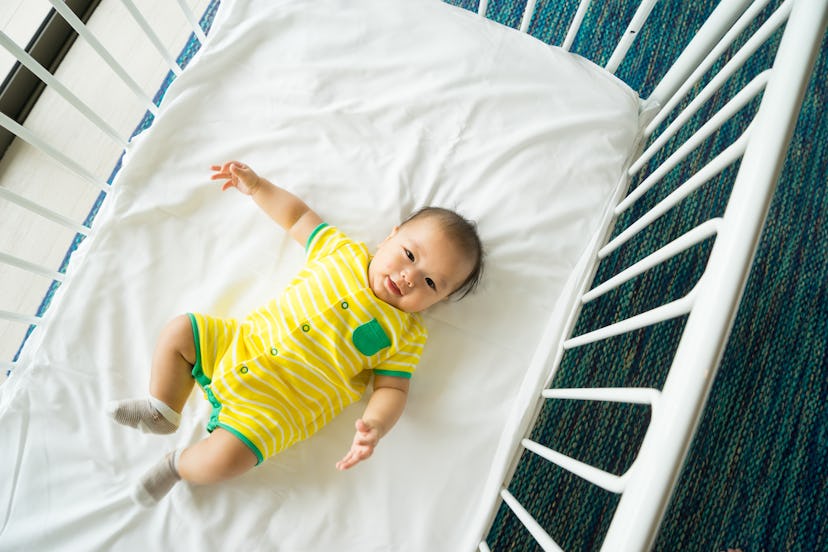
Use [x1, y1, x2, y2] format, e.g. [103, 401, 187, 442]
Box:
[132, 450, 181, 507]
[107, 398, 179, 434]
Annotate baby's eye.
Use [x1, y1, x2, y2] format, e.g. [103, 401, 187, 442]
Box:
[425, 277, 436, 290]
[405, 249, 414, 261]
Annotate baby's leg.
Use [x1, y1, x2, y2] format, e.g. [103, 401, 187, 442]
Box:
[177, 427, 259, 484]
[148, 314, 198, 412]
[109, 314, 196, 433]
[133, 428, 258, 506]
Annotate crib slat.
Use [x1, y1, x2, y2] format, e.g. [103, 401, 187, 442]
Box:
[526, 389, 661, 494]
[541, 387, 661, 406]
[643, 0, 755, 111]
[624, 77, 764, 209]
[44, 0, 159, 116]
[0, 112, 109, 193]
[0, 252, 65, 282]
[119, 0, 183, 76]
[645, 0, 787, 136]
[605, 0, 659, 73]
[523, 439, 628, 493]
[500, 489, 564, 552]
[0, 310, 42, 325]
[631, 70, 768, 178]
[602, 128, 750, 257]
[0, 188, 91, 235]
[0, 30, 129, 148]
[563, 290, 696, 350]
[175, 0, 209, 44]
[519, 0, 538, 33]
[584, 219, 720, 302]
[477, 0, 489, 17]
[562, 0, 593, 51]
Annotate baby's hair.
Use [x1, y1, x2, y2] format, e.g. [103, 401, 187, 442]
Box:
[402, 206, 484, 300]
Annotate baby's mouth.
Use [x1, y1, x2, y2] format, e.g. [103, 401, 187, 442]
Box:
[386, 276, 402, 296]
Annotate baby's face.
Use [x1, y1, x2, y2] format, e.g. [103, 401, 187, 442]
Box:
[368, 216, 473, 313]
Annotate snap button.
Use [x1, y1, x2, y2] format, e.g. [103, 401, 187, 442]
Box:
[301, 323, 310, 332]
[205, 386, 220, 407]
[270, 347, 278, 356]
[240, 365, 249, 374]
[341, 301, 349, 310]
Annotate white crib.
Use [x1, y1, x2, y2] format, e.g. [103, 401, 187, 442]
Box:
[0, 1, 825, 550]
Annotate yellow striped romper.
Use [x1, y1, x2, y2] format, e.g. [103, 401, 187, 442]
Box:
[187, 223, 428, 464]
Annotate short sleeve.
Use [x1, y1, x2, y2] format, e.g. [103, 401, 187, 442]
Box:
[373, 323, 428, 379]
[305, 223, 351, 262]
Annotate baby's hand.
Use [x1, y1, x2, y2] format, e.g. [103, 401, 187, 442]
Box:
[336, 419, 380, 471]
[210, 161, 261, 195]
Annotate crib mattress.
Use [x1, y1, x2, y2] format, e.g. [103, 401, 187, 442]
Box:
[0, 0, 639, 549]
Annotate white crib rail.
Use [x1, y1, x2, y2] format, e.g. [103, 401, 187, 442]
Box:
[474, 0, 827, 550]
[0, 1, 212, 375]
[603, 3, 825, 544]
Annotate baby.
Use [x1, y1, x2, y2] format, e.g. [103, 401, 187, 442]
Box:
[108, 161, 484, 505]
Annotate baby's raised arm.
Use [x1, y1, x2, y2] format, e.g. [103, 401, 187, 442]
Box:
[335, 375, 410, 471]
[211, 161, 322, 247]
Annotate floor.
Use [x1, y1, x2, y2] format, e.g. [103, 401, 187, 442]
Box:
[0, 0, 212, 376]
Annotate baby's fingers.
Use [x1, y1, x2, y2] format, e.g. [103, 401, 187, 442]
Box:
[210, 161, 241, 176]
[337, 447, 371, 471]
[336, 450, 359, 471]
[210, 167, 232, 180]
[353, 434, 377, 449]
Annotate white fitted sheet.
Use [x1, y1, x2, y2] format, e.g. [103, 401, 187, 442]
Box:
[0, 0, 639, 549]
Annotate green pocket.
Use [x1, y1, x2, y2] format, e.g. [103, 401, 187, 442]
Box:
[352, 318, 391, 356]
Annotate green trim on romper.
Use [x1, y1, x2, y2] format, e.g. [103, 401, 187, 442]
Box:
[186, 312, 265, 465]
[305, 222, 329, 251]
[215, 423, 264, 465]
[374, 369, 412, 379]
[187, 313, 209, 387]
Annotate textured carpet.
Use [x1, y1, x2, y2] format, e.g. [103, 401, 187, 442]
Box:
[467, 0, 828, 550]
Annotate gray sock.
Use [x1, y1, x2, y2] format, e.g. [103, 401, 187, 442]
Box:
[132, 450, 182, 507]
[107, 397, 180, 434]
